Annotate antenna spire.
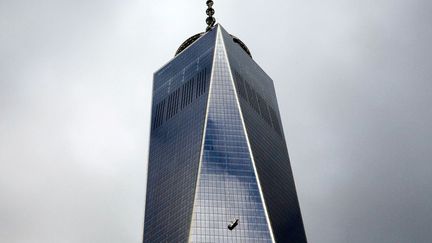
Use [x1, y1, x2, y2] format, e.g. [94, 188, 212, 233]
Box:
[206, 1, 215, 31]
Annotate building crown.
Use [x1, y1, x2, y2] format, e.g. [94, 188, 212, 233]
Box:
[174, 1, 252, 58]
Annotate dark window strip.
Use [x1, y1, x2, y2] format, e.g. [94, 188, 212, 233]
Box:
[153, 99, 166, 130]
[155, 68, 208, 129]
[232, 70, 283, 136]
[257, 94, 272, 126]
[269, 107, 282, 136]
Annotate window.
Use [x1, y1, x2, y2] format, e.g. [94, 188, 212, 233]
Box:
[166, 88, 180, 121]
[181, 78, 195, 109]
[196, 68, 207, 98]
[153, 99, 166, 129]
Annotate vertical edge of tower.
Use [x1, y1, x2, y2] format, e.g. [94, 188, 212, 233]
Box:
[220, 25, 308, 242]
[143, 28, 218, 243]
[186, 26, 220, 243]
[218, 25, 277, 242]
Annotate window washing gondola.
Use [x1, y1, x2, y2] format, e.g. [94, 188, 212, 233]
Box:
[228, 218, 239, 231]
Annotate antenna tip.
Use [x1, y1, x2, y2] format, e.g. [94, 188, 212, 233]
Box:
[205, 1, 216, 31]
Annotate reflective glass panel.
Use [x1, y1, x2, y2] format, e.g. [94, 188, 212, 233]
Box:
[190, 28, 272, 243]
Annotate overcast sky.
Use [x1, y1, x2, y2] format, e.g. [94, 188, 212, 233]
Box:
[1, 0, 431, 242]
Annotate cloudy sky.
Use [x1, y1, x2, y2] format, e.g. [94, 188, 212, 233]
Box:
[1, 0, 431, 242]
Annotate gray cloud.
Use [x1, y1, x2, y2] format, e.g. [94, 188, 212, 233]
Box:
[1, 0, 431, 242]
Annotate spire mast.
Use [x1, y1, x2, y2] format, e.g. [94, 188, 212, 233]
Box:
[206, 1, 216, 31]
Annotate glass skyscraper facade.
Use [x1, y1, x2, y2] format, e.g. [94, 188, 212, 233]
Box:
[144, 24, 307, 243]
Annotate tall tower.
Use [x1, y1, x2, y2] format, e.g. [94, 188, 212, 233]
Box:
[143, 3, 307, 242]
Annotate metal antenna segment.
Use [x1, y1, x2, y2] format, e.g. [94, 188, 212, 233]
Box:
[206, 0, 216, 31]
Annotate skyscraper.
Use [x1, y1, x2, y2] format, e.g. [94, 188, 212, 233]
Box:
[143, 6, 307, 242]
